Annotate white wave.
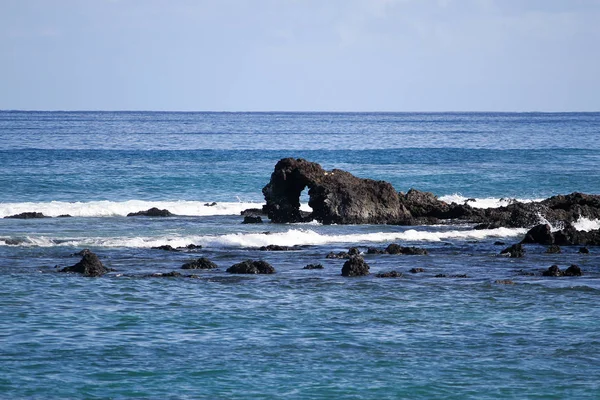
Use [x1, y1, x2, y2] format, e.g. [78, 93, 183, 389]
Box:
[439, 194, 544, 209]
[0, 200, 265, 218]
[1, 227, 526, 249]
[573, 217, 600, 232]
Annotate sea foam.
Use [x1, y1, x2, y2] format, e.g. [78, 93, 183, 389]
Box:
[439, 194, 544, 209]
[1, 227, 526, 248]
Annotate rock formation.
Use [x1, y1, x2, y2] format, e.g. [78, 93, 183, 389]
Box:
[60, 252, 108, 277]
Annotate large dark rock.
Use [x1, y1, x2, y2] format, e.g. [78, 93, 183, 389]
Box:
[341, 255, 370, 277]
[127, 207, 173, 217]
[60, 252, 108, 277]
[226, 260, 275, 274]
[262, 158, 411, 224]
[564, 264, 582, 276]
[181, 257, 218, 270]
[5, 212, 48, 219]
[542, 265, 563, 277]
[521, 224, 554, 245]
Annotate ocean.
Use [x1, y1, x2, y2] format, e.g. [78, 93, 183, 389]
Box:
[1, 111, 599, 399]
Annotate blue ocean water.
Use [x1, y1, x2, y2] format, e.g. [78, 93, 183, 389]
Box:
[1, 111, 600, 399]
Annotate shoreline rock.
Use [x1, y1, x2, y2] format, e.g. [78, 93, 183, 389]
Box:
[60, 252, 108, 277]
[127, 207, 173, 217]
[5, 212, 48, 219]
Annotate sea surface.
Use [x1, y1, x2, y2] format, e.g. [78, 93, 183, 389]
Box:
[1, 111, 600, 399]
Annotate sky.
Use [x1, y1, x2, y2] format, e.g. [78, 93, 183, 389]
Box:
[1, 0, 599, 111]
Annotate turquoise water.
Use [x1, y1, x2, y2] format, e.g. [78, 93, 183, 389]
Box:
[1, 111, 599, 398]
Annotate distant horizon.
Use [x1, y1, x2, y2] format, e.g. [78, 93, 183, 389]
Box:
[2, 109, 600, 114]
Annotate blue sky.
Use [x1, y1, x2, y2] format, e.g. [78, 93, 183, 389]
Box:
[1, 0, 599, 111]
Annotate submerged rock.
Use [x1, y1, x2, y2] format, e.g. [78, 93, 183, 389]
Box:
[564, 264, 582, 276]
[326, 247, 360, 259]
[341, 255, 370, 277]
[495, 280, 515, 285]
[259, 245, 300, 251]
[375, 270, 402, 278]
[181, 257, 218, 270]
[409, 267, 425, 273]
[5, 212, 48, 219]
[149, 271, 182, 278]
[303, 263, 324, 270]
[151, 245, 179, 252]
[579, 247, 590, 254]
[226, 260, 275, 274]
[127, 207, 173, 217]
[60, 252, 108, 277]
[545, 245, 562, 254]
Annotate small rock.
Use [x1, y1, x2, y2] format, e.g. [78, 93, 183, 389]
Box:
[326, 251, 351, 259]
[150, 271, 182, 278]
[151, 245, 179, 252]
[60, 252, 107, 277]
[57, 214, 72, 218]
[375, 271, 402, 278]
[494, 241, 506, 246]
[564, 264, 582, 277]
[366, 247, 385, 254]
[204, 202, 217, 207]
[579, 247, 590, 254]
[500, 243, 525, 258]
[545, 245, 561, 254]
[185, 244, 203, 250]
[303, 263, 324, 270]
[226, 260, 275, 274]
[341, 255, 370, 277]
[409, 267, 425, 273]
[127, 207, 173, 217]
[385, 244, 428, 255]
[181, 257, 218, 270]
[542, 265, 563, 277]
[242, 215, 263, 224]
[259, 245, 299, 251]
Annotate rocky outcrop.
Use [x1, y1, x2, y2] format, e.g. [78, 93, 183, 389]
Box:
[181, 257, 218, 270]
[127, 207, 173, 217]
[519, 223, 600, 246]
[226, 260, 275, 274]
[341, 255, 370, 277]
[375, 271, 402, 278]
[303, 263, 324, 270]
[261, 158, 600, 228]
[542, 264, 582, 277]
[60, 252, 108, 277]
[384, 244, 428, 255]
[262, 158, 411, 224]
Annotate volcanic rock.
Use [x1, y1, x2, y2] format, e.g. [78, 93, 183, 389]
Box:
[181, 257, 218, 270]
[521, 224, 554, 245]
[341, 255, 370, 277]
[127, 207, 173, 217]
[409, 267, 425, 273]
[564, 264, 582, 276]
[545, 245, 561, 254]
[542, 265, 563, 277]
[385, 244, 428, 255]
[60, 252, 108, 277]
[226, 260, 275, 274]
[151, 245, 179, 252]
[500, 243, 525, 258]
[262, 158, 411, 224]
[5, 212, 48, 219]
[375, 270, 402, 278]
[303, 263, 324, 270]
[242, 215, 263, 224]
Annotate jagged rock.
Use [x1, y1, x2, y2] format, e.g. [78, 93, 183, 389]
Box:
[127, 207, 173, 217]
[545, 245, 562, 254]
[181, 257, 218, 270]
[409, 267, 425, 273]
[5, 212, 48, 219]
[226, 260, 275, 274]
[553, 225, 600, 246]
[564, 264, 582, 276]
[262, 158, 410, 224]
[72, 249, 93, 257]
[185, 244, 202, 250]
[522, 224, 554, 245]
[341, 255, 370, 277]
[303, 263, 324, 270]
[385, 244, 428, 255]
[326, 247, 360, 259]
[375, 270, 402, 278]
[152, 245, 179, 252]
[542, 265, 563, 277]
[204, 202, 217, 207]
[57, 214, 72, 218]
[242, 215, 263, 224]
[60, 252, 107, 277]
[500, 243, 525, 258]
